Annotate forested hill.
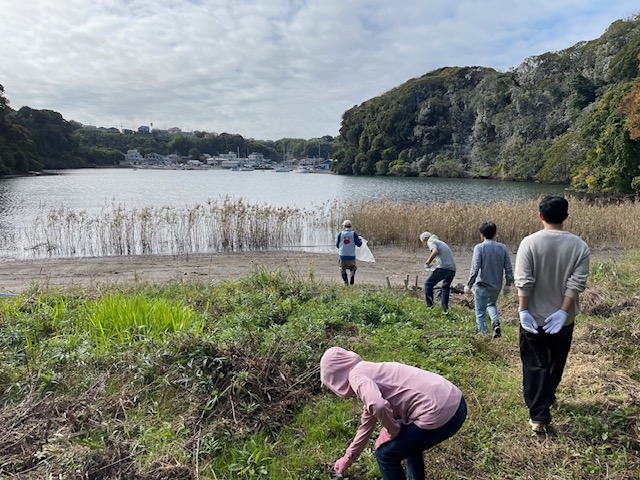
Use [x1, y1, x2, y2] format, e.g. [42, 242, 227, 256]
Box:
[333, 15, 640, 194]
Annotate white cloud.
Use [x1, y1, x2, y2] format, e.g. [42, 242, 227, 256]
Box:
[1, 0, 638, 139]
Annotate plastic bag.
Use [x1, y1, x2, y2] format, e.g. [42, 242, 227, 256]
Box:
[356, 238, 375, 262]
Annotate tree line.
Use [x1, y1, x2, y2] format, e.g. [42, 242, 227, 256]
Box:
[0, 85, 337, 175]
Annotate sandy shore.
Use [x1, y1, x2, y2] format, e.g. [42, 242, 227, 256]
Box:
[0, 246, 477, 293]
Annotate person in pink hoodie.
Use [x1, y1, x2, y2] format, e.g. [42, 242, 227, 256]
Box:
[320, 347, 466, 479]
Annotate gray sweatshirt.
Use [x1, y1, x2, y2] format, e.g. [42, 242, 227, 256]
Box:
[515, 229, 590, 326]
[427, 238, 456, 271]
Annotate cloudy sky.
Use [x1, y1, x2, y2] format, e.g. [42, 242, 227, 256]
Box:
[1, 1, 638, 140]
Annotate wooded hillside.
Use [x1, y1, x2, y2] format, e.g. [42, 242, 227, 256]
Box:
[333, 16, 640, 194]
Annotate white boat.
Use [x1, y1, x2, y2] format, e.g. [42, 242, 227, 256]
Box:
[296, 166, 311, 173]
[239, 166, 254, 171]
[274, 165, 292, 172]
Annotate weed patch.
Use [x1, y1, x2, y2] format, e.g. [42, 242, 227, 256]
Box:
[0, 251, 638, 478]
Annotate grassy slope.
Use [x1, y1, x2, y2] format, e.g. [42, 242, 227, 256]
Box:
[0, 253, 638, 479]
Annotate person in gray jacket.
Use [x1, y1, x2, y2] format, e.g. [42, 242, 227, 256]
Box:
[515, 195, 589, 434]
[420, 232, 456, 311]
[465, 221, 514, 338]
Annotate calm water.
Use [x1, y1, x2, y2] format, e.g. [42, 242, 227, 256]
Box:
[0, 168, 562, 259]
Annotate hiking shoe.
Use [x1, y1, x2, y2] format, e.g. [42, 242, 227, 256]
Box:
[493, 326, 501, 338]
[529, 419, 548, 434]
[350, 276, 355, 285]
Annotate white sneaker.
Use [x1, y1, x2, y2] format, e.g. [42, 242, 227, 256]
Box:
[529, 419, 548, 434]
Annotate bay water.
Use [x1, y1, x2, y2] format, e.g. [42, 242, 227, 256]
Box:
[0, 168, 562, 259]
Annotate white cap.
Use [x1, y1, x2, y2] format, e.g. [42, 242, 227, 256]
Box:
[342, 219, 352, 228]
[419, 231, 432, 242]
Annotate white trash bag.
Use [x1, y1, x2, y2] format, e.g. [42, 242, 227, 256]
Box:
[356, 237, 376, 263]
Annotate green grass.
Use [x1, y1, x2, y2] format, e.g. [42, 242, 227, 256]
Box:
[0, 258, 638, 478]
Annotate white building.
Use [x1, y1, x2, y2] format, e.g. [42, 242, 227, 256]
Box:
[124, 149, 144, 164]
[220, 159, 240, 168]
[144, 152, 167, 164]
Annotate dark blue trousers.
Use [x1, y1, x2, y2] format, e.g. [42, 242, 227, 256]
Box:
[374, 397, 467, 480]
[424, 268, 456, 310]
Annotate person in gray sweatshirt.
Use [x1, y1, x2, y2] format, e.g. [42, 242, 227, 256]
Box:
[420, 232, 456, 311]
[515, 195, 590, 434]
[465, 221, 514, 338]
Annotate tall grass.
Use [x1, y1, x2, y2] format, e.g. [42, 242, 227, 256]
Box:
[80, 294, 203, 350]
[346, 198, 640, 250]
[17, 197, 640, 259]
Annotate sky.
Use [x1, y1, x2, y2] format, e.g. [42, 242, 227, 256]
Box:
[1, 1, 638, 140]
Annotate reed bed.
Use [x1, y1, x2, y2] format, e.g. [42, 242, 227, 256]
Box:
[17, 197, 640, 259]
[20, 198, 338, 258]
[345, 198, 640, 250]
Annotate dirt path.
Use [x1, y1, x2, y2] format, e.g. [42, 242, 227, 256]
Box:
[1, 246, 617, 295]
[0, 246, 476, 293]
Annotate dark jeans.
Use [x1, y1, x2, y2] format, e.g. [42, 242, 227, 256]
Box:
[424, 268, 455, 310]
[519, 323, 574, 424]
[374, 397, 467, 480]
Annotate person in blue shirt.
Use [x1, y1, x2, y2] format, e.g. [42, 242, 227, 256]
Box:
[464, 221, 514, 337]
[336, 219, 362, 285]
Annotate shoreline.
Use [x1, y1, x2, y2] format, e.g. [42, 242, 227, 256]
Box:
[0, 247, 620, 294]
[0, 246, 471, 294]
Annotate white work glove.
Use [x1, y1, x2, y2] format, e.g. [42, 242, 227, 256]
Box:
[543, 310, 568, 334]
[424, 263, 432, 271]
[463, 285, 471, 294]
[519, 310, 539, 334]
[502, 284, 511, 296]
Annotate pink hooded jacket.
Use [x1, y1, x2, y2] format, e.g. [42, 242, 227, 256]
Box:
[320, 347, 462, 462]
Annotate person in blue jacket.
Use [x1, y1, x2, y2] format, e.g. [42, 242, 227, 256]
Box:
[336, 219, 362, 285]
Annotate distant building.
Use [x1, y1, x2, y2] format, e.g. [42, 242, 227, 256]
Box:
[220, 159, 240, 169]
[123, 149, 144, 165]
[316, 159, 332, 170]
[138, 125, 150, 134]
[144, 152, 167, 164]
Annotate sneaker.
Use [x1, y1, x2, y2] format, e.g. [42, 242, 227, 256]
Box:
[350, 276, 355, 285]
[529, 419, 548, 434]
[493, 326, 501, 338]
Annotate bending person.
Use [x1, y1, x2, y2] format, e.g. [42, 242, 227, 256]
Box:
[320, 347, 466, 479]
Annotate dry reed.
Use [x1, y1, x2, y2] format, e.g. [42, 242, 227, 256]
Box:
[343, 198, 640, 251]
[18, 197, 640, 258]
[21, 198, 337, 258]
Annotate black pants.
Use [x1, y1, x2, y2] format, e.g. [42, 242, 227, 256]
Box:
[519, 323, 574, 424]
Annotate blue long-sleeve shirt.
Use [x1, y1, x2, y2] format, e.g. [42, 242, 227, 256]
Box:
[467, 239, 513, 292]
[336, 229, 362, 260]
